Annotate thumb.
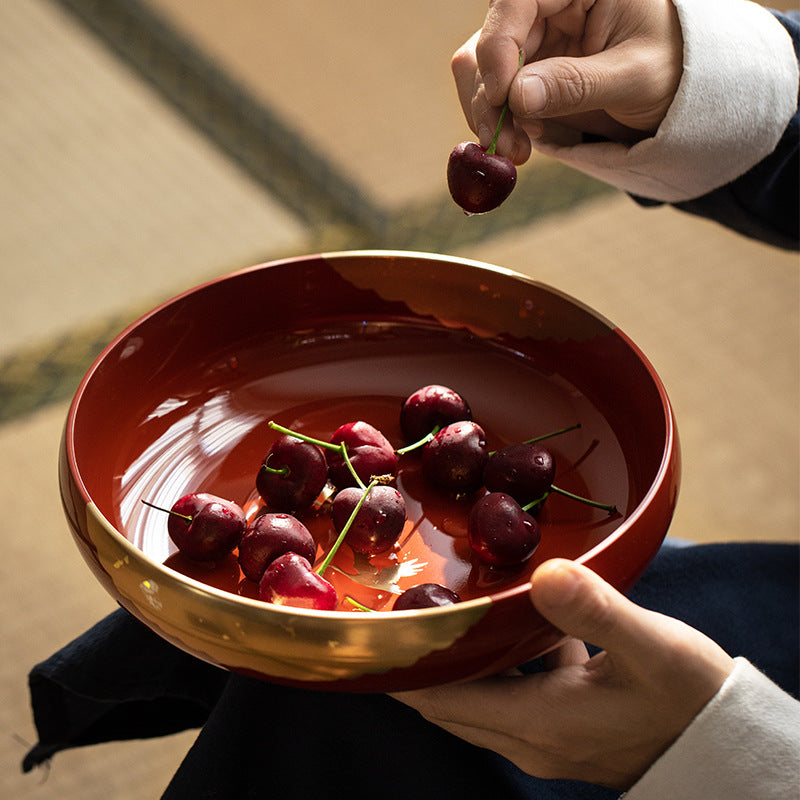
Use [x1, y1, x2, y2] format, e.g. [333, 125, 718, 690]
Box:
[530, 559, 659, 658]
[509, 48, 644, 122]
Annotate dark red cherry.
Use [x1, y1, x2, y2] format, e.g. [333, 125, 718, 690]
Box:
[447, 141, 517, 214]
[331, 485, 406, 556]
[258, 552, 337, 611]
[238, 513, 316, 582]
[326, 421, 398, 488]
[393, 583, 461, 610]
[255, 434, 328, 512]
[421, 421, 488, 495]
[151, 492, 246, 562]
[483, 442, 556, 505]
[468, 492, 541, 567]
[399, 384, 472, 444]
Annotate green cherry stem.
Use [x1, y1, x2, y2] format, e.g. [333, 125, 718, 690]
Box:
[550, 484, 617, 514]
[345, 596, 375, 612]
[522, 494, 548, 513]
[339, 445, 366, 490]
[141, 499, 192, 523]
[316, 479, 378, 576]
[260, 453, 289, 478]
[486, 49, 524, 156]
[267, 420, 339, 452]
[488, 422, 581, 457]
[522, 422, 581, 445]
[486, 106, 508, 156]
[395, 425, 440, 456]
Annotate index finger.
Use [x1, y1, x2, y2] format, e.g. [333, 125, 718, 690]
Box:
[476, 0, 574, 105]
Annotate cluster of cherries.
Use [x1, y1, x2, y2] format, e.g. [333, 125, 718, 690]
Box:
[143, 384, 615, 613]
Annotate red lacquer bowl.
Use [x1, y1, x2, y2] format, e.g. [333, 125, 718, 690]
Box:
[60, 250, 679, 691]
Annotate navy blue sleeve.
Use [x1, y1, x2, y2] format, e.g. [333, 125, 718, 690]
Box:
[635, 10, 799, 250]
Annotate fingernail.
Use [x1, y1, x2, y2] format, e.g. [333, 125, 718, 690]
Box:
[477, 123, 493, 149]
[521, 74, 547, 115]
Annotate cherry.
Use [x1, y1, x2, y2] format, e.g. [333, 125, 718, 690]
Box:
[258, 552, 337, 611]
[393, 583, 461, 610]
[447, 142, 517, 215]
[238, 513, 316, 582]
[468, 492, 541, 567]
[421, 421, 488, 495]
[255, 434, 328, 513]
[330, 484, 406, 556]
[399, 384, 472, 445]
[447, 51, 522, 215]
[142, 493, 246, 562]
[483, 442, 556, 505]
[326, 421, 398, 488]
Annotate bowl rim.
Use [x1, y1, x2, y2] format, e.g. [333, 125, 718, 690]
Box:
[65, 249, 676, 620]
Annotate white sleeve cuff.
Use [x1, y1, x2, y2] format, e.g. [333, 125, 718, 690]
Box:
[625, 658, 800, 800]
[531, 0, 799, 202]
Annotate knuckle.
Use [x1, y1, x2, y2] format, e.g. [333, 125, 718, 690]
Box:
[451, 43, 473, 78]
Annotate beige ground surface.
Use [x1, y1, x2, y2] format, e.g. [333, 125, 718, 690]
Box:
[2, 1, 797, 798]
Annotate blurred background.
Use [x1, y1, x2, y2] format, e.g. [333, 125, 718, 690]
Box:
[2, 1, 797, 796]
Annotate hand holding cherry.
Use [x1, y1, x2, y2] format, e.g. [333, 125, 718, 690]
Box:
[447, 51, 522, 214]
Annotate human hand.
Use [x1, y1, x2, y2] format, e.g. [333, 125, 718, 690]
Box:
[391, 558, 734, 790]
[452, 0, 684, 164]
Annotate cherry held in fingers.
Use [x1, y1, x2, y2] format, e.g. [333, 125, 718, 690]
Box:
[468, 492, 541, 567]
[448, 51, 521, 214]
[447, 142, 517, 215]
[238, 513, 316, 582]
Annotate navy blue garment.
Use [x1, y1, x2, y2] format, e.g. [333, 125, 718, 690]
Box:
[633, 10, 800, 250]
[22, 543, 799, 799]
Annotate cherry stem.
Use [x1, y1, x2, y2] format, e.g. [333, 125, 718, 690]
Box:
[267, 420, 365, 490]
[395, 425, 440, 456]
[549, 484, 617, 514]
[340, 446, 366, 490]
[315, 479, 378, 576]
[486, 49, 524, 156]
[488, 422, 580, 457]
[268, 420, 339, 451]
[522, 494, 548, 513]
[522, 422, 581, 445]
[140, 499, 192, 523]
[261, 453, 289, 478]
[345, 596, 375, 612]
[486, 106, 507, 156]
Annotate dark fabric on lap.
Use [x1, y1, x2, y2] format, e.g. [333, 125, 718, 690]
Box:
[23, 542, 799, 799]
